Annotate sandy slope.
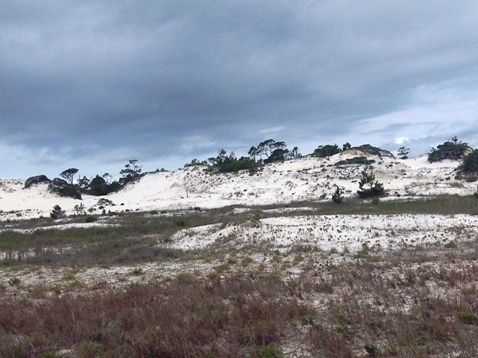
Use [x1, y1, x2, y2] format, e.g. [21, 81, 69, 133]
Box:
[1, 151, 478, 298]
[169, 214, 477, 253]
[0, 151, 476, 221]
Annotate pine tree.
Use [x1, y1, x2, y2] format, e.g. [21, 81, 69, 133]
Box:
[332, 185, 344, 204]
[357, 170, 385, 198]
[50, 205, 66, 220]
[397, 146, 410, 159]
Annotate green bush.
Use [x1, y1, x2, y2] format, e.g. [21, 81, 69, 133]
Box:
[364, 343, 379, 357]
[444, 241, 458, 249]
[463, 149, 478, 173]
[48, 178, 82, 200]
[458, 311, 478, 325]
[332, 185, 344, 204]
[174, 218, 186, 227]
[335, 156, 375, 166]
[218, 157, 258, 173]
[86, 175, 122, 196]
[8, 277, 21, 286]
[50, 205, 66, 220]
[397, 146, 410, 159]
[300, 315, 315, 326]
[357, 170, 385, 199]
[256, 345, 284, 358]
[313, 144, 341, 158]
[354, 144, 392, 157]
[428, 137, 470, 162]
[336, 324, 349, 334]
[24, 175, 50, 189]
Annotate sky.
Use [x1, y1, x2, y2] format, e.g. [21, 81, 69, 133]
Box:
[1, 0, 478, 179]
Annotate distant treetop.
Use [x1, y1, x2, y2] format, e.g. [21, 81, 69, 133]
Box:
[352, 144, 394, 158]
[428, 137, 471, 163]
[312, 144, 341, 158]
[462, 149, 478, 173]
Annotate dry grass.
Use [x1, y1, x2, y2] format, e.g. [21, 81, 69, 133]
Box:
[0, 274, 313, 357]
[2, 199, 478, 357]
[2, 242, 478, 357]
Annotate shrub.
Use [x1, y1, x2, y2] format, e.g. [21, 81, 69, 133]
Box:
[184, 158, 208, 167]
[463, 149, 478, 173]
[364, 343, 379, 357]
[335, 156, 375, 166]
[59, 168, 78, 185]
[336, 324, 349, 334]
[174, 218, 186, 227]
[256, 345, 284, 358]
[357, 170, 385, 198]
[313, 144, 341, 158]
[218, 157, 258, 173]
[428, 137, 470, 162]
[97, 198, 114, 207]
[87, 176, 122, 196]
[208, 149, 261, 173]
[119, 159, 142, 185]
[397, 146, 410, 159]
[253, 139, 289, 163]
[24, 175, 50, 189]
[88, 175, 110, 196]
[444, 241, 458, 249]
[332, 185, 344, 204]
[131, 267, 144, 276]
[50, 205, 66, 220]
[8, 277, 21, 286]
[458, 311, 478, 325]
[73, 203, 85, 214]
[264, 148, 289, 164]
[300, 315, 315, 326]
[48, 178, 82, 199]
[353, 144, 393, 157]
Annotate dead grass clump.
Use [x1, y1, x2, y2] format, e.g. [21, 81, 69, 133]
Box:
[0, 274, 313, 357]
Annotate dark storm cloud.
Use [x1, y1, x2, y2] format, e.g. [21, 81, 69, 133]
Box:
[1, 0, 478, 177]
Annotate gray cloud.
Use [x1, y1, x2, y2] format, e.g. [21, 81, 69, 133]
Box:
[1, 0, 478, 177]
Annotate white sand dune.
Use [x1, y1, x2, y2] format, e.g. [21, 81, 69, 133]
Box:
[169, 213, 477, 253]
[0, 151, 476, 221]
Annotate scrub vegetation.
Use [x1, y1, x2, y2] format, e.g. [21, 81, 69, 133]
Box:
[1, 196, 478, 357]
[2, 137, 478, 357]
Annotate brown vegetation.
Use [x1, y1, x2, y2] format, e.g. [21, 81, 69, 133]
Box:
[2, 200, 478, 357]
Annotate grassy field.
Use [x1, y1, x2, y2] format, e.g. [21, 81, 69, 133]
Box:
[1, 196, 478, 357]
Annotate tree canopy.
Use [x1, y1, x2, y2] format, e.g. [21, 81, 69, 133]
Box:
[428, 137, 470, 163]
[60, 168, 78, 185]
[463, 149, 478, 173]
[119, 159, 142, 185]
[313, 144, 341, 158]
[357, 170, 385, 199]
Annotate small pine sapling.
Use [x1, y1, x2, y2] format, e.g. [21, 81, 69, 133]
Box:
[332, 185, 344, 204]
[397, 146, 410, 159]
[50, 205, 66, 220]
[357, 170, 385, 199]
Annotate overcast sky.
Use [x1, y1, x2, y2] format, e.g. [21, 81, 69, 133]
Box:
[1, 1, 478, 179]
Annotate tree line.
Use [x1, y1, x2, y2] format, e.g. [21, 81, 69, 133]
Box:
[185, 139, 369, 173]
[70, 159, 143, 196]
[28, 136, 478, 200]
